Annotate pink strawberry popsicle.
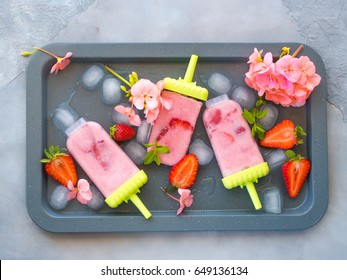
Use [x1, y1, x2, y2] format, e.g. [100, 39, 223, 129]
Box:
[203, 94, 269, 210]
[148, 55, 208, 166]
[147, 91, 202, 165]
[66, 118, 151, 219]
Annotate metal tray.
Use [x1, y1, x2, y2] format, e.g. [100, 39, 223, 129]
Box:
[26, 43, 328, 232]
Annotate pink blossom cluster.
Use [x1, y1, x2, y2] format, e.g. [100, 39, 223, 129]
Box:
[245, 48, 321, 107]
[116, 79, 172, 126]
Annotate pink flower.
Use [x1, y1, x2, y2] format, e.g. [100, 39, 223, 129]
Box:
[248, 48, 263, 64]
[275, 55, 301, 83]
[245, 52, 274, 95]
[115, 105, 141, 126]
[296, 56, 321, 90]
[265, 88, 293, 107]
[67, 179, 93, 205]
[105, 66, 172, 124]
[177, 189, 194, 216]
[50, 52, 73, 74]
[131, 79, 159, 110]
[253, 52, 274, 74]
[21, 47, 73, 74]
[129, 79, 171, 125]
[161, 187, 194, 216]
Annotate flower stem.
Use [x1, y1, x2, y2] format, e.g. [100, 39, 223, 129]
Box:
[104, 65, 132, 88]
[292, 44, 304, 58]
[35, 47, 59, 59]
[161, 187, 179, 202]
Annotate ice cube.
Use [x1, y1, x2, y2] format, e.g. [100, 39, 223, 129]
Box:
[258, 103, 279, 130]
[102, 77, 122, 105]
[136, 120, 152, 144]
[205, 94, 229, 108]
[264, 149, 287, 170]
[87, 184, 105, 211]
[189, 139, 214, 165]
[49, 185, 70, 210]
[201, 176, 216, 195]
[122, 140, 147, 165]
[81, 64, 105, 91]
[262, 187, 282, 214]
[231, 86, 257, 110]
[207, 73, 232, 95]
[51, 103, 80, 134]
[112, 103, 138, 125]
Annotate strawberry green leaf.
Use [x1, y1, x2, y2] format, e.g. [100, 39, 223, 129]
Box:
[285, 150, 298, 160]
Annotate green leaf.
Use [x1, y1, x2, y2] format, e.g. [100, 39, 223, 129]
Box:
[154, 155, 161, 166]
[143, 142, 155, 148]
[143, 150, 157, 165]
[256, 109, 268, 119]
[256, 125, 265, 140]
[256, 99, 265, 107]
[156, 146, 170, 154]
[143, 142, 170, 165]
[242, 97, 268, 140]
[251, 125, 257, 137]
[242, 109, 255, 124]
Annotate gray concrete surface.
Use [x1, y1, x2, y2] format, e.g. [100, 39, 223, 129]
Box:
[1, 0, 346, 259]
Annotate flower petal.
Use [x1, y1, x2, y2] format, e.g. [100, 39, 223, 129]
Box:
[64, 52, 73, 58]
[162, 97, 173, 110]
[76, 193, 88, 204]
[129, 114, 141, 126]
[132, 96, 145, 110]
[77, 179, 90, 192]
[145, 97, 159, 110]
[67, 190, 77, 201]
[156, 80, 165, 92]
[81, 189, 93, 201]
[115, 105, 127, 115]
[67, 180, 75, 191]
[50, 63, 59, 74]
[58, 58, 71, 71]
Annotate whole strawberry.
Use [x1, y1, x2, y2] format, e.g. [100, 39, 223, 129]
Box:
[109, 123, 135, 142]
[40, 145, 78, 187]
[282, 150, 311, 198]
[259, 119, 306, 149]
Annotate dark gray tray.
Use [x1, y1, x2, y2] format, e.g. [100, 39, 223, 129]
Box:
[26, 43, 328, 232]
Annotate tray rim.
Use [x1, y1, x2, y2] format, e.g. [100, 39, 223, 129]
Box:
[26, 42, 328, 232]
